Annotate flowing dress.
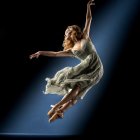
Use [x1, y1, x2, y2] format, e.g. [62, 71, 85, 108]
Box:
[44, 39, 104, 99]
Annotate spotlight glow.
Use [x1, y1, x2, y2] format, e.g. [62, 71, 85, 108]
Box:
[0, 0, 139, 136]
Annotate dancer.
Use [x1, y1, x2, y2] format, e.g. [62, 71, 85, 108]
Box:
[30, 0, 103, 122]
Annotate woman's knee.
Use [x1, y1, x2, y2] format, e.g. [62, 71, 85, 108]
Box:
[74, 84, 81, 93]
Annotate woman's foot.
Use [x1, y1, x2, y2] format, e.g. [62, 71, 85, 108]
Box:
[48, 99, 78, 122]
[49, 111, 64, 123]
[48, 104, 63, 118]
[47, 108, 55, 117]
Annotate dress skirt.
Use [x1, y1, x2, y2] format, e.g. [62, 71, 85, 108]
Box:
[44, 52, 103, 99]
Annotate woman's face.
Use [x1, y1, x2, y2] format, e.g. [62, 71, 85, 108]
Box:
[65, 27, 77, 40]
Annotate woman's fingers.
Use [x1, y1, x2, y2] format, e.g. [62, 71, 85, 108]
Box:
[29, 52, 40, 59]
[90, 2, 95, 6]
[88, 0, 94, 4]
[29, 54, 36, 59]
[88, 0, 95, 6]
[29, 54, 34, 59]
[90, 0, 94, 2]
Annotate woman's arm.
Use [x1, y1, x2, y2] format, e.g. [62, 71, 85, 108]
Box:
[83, 0, 95, 39]
[29, 49, 74, 59]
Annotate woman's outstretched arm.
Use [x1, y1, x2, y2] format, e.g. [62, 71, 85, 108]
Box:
[83, 0, 95, 38]
[29, 49, 74, 59]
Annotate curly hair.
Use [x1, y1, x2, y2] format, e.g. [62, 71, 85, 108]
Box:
[62, 25, 83, 50]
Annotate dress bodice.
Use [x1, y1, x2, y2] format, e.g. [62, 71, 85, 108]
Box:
[72, 39, 97, 60]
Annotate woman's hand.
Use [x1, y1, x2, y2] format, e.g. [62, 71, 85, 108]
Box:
[86, 0, 95, 19]
[87, 0, 95, 15]
[87, 0, 95, 7]
[29, 51, 41, 59]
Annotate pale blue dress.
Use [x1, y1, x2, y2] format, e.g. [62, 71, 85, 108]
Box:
[44, 39, 104, 99]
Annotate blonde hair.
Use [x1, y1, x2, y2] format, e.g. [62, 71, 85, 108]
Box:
[62, 25, 83, 50]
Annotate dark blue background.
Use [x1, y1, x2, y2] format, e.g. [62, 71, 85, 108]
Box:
[0, 0, 139, 139]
